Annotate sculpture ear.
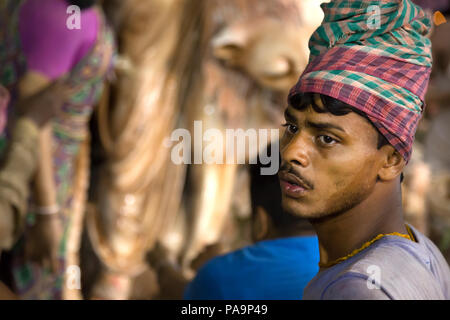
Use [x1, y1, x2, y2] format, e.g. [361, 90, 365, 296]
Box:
[212, 25, 248, 66]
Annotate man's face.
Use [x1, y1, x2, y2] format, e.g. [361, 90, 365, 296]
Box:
[278, 94, 384, 220]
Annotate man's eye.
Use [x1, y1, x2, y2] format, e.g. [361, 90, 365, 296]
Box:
[317, 135, 337, 145]
[282, 123, 298, 134]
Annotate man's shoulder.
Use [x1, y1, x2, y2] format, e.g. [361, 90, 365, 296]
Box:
[308, 233, 448, 300]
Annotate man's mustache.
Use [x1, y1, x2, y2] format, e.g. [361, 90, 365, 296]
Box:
[278, 162, 314, 190]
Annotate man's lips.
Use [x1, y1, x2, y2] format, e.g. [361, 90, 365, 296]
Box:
[278, 171, 311, 198]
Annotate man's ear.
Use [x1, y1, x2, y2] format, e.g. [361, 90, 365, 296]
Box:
[252, 206, 270, 242]
[377, 145, 406, 182]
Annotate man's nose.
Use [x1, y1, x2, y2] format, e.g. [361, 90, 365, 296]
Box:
[281, 133, 310, 168]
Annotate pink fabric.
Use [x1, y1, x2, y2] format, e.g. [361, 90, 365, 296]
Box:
[18, 0, 99, 80]
[0, 86, 9, 133]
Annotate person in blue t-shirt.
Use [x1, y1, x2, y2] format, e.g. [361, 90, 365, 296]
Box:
[147, 144, 319, 299]
[183, 147, 320, 300]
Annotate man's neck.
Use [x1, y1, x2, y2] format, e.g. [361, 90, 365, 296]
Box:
[310, 181, 408, 270]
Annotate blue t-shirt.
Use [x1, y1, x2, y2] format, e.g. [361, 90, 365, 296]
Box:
[184, 236, 320, 300]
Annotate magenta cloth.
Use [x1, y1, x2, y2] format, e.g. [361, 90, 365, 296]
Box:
[18, 0, 99, 80]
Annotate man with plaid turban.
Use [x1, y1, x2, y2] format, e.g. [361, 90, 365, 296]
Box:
[278, 0, 450, 299]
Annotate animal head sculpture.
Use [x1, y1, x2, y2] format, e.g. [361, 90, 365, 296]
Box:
[209, 0, 323, 92]
[195, 0, 326, 154]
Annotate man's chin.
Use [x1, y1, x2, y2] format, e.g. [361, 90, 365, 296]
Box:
[281, 195, 318, 219]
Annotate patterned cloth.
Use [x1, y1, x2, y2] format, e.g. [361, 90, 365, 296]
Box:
[0, 85, 9, 133]
[0, 0, 28, 153]
[288, 0, 433, 162]
[0, 0, 115, 299]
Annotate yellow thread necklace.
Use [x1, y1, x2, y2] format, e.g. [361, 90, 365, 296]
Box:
[319, 225, 416, 268]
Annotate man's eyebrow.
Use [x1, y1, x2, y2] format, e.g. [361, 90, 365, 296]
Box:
[284, 108, 297, 122]
[306, 120, 346, 133]
[284, 108, 347, 133]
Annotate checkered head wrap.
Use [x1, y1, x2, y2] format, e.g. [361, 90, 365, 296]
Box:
[288, 0, 433, 162]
